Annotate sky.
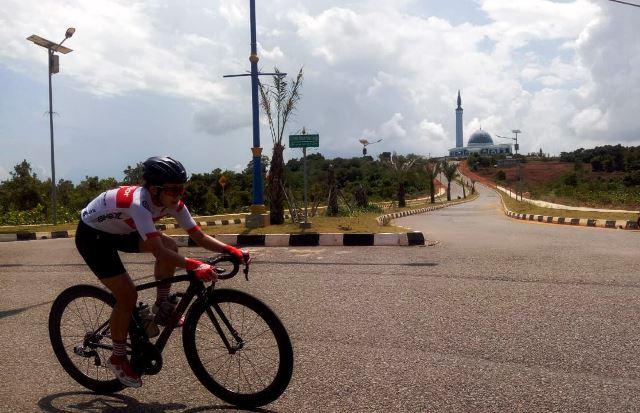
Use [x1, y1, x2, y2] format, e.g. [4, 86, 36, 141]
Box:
[1, 0, 639, 183]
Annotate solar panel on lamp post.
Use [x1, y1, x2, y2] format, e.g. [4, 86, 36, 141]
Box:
[26, 28, 75, 225]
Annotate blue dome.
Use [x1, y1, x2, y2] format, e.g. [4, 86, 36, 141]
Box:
[467, 130, 493, 146]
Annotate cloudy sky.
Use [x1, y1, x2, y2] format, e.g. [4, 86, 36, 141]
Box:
[1, 0, 638, 183]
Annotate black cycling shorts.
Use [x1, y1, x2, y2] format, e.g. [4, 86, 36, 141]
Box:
[75, 220, 142, 279]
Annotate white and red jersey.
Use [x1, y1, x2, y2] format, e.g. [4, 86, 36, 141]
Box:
[80, 186, 199, 241]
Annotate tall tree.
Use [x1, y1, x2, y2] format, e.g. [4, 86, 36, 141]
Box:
[1, 160, 45, 211]
[424, 160, 441, 204]
[123, 162, 145, 185]
[259, 67, 304, 224]
[441, 161, 459, 201]
[388, 152, 418, 207]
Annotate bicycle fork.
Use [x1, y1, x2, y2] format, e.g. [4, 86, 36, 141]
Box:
[202, 292, 245, 354]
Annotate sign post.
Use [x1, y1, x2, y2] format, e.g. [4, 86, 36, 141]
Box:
[289, 129, 319, 228]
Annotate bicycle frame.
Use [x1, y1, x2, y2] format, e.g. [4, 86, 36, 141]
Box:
[84, 253, 249, 358]
[86, 273, 242, 356]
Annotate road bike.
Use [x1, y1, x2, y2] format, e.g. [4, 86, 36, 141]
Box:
[48, 253, 294, 408]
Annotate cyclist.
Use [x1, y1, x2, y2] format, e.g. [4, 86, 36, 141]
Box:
[75, 156, 245, 388]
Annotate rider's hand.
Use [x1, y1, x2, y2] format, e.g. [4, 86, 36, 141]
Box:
[185, 258, 216, 282]
[223, 245, 245, 263]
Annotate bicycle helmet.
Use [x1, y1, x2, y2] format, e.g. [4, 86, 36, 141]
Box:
[142, 156, 188, 185]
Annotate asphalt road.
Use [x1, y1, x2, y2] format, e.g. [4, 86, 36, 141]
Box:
[1, 184, 640, 413]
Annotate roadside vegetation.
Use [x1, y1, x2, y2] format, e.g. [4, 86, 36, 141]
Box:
[0, 155, 466, 232]
[467, 144, 640, 210]
[498, 192, 637, 221]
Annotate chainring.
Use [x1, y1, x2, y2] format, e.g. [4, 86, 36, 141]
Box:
[130, 341, 163, 375]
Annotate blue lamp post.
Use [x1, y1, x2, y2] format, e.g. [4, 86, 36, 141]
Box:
[224, 0, 284, 228]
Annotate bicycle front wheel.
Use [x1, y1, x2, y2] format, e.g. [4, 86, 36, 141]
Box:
[182, 288, 293, 408]
[48, 284, 124, 394]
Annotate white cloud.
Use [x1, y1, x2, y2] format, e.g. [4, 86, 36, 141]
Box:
[378, 113, 407, 139]
[570, 107, 608, 134]
[1, 0, 638, 182]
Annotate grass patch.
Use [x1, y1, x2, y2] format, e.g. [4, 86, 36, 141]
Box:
[499, 191, 638, 221]
[164, 212, 407, 236]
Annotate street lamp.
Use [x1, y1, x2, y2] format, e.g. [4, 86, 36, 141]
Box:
[27, 28, 75, 225]
[358, 138, 382, 156]
[497, 129, 523, 200]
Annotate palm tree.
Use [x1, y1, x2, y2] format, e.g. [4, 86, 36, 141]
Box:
[258, 67, 304, 225]
[424, 160, 440, 204]
[455, 176, 467, 198]
[388, 152, 418, 207]
[440, 161, 458, 201]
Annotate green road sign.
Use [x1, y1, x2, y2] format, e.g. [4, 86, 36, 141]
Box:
[289, 134, 319, 148]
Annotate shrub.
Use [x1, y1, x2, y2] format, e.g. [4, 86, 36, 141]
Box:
[563, 172, 579, 187]
[623, 170, 640, 187]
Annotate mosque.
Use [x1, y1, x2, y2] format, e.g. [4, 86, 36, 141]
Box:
[448, 91, 512, 158]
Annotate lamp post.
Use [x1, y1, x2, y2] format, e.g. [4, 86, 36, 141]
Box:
[223, 1, 284, 228]
[498, 129, 523, 200]
[358, 138, 382, 156]
[27, 28, 75, 225]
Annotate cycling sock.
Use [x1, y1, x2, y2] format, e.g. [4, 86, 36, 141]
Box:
[156, 284, 170, 305]
[113, 340, 127, 357]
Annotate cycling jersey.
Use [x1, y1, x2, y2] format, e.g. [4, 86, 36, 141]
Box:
[80, 186, 198, 241]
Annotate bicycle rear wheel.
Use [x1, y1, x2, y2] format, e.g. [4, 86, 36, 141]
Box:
[182, 288, 293, 408]
[48, 284, 124, 394]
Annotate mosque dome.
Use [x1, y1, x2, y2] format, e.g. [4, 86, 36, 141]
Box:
[467, 129, 494, 146]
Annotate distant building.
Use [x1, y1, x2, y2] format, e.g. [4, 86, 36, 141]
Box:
[448, 91, 512, 158]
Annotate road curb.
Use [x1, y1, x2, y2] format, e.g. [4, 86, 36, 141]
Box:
[0, 217, 246, 243]
[169, 232, 426, 247]
[459, 164, 640, 231]
[0, 227, 426, 246]
[376, 195, 479, 225]
[494, 189, 639, 231]
[504, 210, 639, 230]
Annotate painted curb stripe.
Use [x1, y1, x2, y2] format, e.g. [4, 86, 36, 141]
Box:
[374, 233, 400, 246]
[407, 232, 425, 246]
[17, 232, 36, 241]
[0, 234, 17, 242]
[289, 233, 320, 246]
[319, 233, 343, 246]
[214, 234, 237, 245]
[236, 234, 266, 246]
[265, 234, 290, 247]
[343, 233, 375, 246]
[51, 230, 69, 238]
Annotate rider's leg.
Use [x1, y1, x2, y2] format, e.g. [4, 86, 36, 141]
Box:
[99, 272, 142, 388]
[140, 233, 178, 305]
[99, 273, 137, 346]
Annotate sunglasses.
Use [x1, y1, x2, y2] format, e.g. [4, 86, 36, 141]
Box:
[158, 185, 186, 197]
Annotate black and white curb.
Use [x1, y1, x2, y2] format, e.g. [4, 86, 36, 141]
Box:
[376, 195, 479, 225]
[159, 218, 245, 229]
[0, 229, 425, 246]
[0, 218, 246, 243]
[505, 210, 639, 230]
[170, 232, 425, 247]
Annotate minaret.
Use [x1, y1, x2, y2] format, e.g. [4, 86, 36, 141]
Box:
[456, 90, 463, 148]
